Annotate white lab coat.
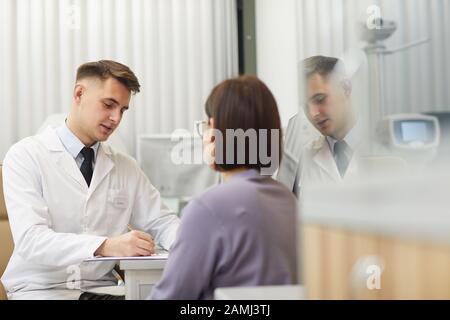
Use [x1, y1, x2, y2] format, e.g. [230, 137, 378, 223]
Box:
[278, 114, 361, 197]
[299, 136, 360, 191]
[1, 127, 180, 299]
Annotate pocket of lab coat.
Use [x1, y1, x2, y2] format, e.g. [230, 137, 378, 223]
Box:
[106, 190, 129, 221]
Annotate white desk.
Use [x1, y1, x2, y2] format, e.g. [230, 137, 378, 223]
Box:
[214, 285, 304, 300]
[119, 258, 167, 300]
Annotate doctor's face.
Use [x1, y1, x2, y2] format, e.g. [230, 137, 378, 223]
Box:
[73, 77, 131, 146]
[304, 73, 353, 140]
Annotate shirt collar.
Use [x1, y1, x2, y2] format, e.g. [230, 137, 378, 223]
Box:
[326, 119, 362, 153]
[56, 121, 99, 160]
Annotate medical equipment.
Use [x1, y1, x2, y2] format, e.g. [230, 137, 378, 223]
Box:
[360, 18, 429, 153]
[423, 111, 450, 162]
[137, 134, 219, 213]
[377, 113, 440, 164]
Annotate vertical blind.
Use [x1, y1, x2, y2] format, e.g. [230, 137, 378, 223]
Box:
[0, 0, 239, 159]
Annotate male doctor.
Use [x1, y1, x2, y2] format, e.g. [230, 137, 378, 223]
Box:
[277, 55, 360, 197]
[1, 60, 180, 299]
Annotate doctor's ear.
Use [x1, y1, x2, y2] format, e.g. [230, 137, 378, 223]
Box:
[73, 84, 84, 103]
[340, 79, 352, 97]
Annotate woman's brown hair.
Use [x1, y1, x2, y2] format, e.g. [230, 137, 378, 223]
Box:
[205, 75, 282, 174]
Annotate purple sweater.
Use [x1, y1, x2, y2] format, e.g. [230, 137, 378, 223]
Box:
[151, 169, 298, 300]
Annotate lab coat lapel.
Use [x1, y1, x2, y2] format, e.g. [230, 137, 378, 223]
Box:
[312, 137, 341, 182]
[89, 143, 114, 194]
[344, 150, 360, 179]
[55, 153, 87, 188]
[38, 127, 86, 188]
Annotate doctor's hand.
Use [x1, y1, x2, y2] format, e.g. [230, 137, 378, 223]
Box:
[95, 230, 155, 257]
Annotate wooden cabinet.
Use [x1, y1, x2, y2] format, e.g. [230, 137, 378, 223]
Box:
[302, 224, 450, 299]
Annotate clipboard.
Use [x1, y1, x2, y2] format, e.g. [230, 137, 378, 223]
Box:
[84, 251, 168, 262]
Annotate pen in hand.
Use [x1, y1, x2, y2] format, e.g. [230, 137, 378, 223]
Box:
[127, 224, 156, 255]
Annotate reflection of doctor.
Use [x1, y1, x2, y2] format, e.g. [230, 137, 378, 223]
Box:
[1, 60, 180, 300]
[278, 56, 360, 196]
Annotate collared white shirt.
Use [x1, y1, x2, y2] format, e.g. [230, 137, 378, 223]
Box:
[56, 122, 99, 170]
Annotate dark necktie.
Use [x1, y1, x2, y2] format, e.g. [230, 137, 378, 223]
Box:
[80, 147, 94, 186]
[333, 140, 350, 178]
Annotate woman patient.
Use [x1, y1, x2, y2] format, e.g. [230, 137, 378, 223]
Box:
[151, 75, 298, 300]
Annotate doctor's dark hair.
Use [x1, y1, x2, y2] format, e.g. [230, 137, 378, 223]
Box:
[204, 75, 282, 173]
[302, 55, 339, 80]
[76, 60, 141, 94]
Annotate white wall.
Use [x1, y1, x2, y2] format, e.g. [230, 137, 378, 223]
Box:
[0, 0, 239, 160]
[255, 0, 450, 126]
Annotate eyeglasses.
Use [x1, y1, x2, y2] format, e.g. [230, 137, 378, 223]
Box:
[195, 120, 209, 137]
